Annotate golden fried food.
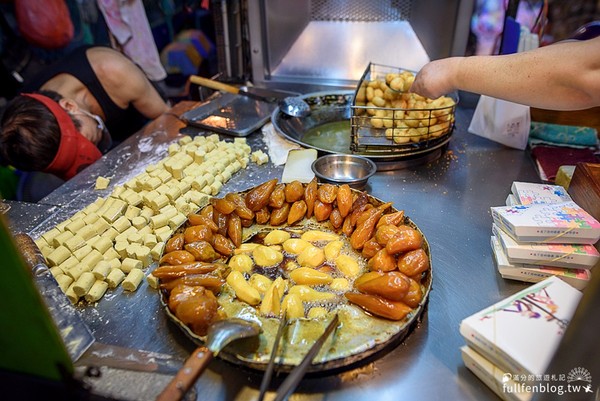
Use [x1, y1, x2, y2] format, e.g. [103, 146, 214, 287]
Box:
[355, 69, 456, 144]
[156, 179, 430, 341]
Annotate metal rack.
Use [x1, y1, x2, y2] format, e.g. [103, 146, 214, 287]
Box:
[350, 63, 458, 156]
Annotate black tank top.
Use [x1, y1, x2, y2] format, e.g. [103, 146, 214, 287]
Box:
[23, 46, 149, 142]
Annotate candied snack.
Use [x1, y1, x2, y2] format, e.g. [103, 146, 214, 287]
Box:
[156, 179, 432, 369]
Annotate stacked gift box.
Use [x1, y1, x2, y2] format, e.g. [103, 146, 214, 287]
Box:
[491, 181, 600, 290]
[460, 276, 583, 401]
[458, 181, 599, 400]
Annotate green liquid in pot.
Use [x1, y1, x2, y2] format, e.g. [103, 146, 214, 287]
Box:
[302, 121, 352, 154]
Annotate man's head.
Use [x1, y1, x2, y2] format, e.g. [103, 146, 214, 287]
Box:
[0, 91, 62, 171]
[0, 91, 109, 180]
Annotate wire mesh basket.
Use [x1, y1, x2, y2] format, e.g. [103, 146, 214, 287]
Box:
[350, 63, 458, 155]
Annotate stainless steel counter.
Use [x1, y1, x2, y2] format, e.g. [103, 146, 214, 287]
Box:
[5, 104, 542, 401]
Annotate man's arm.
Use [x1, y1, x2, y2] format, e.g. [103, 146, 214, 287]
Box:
[89, 47, 170, 119]
[411, 36, 600, 111]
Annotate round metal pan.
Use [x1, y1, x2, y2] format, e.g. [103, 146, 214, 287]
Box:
[271, 91, 452, 171]
[159, 188, 432, 374]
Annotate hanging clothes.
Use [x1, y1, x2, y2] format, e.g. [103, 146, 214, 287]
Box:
[96, 0, 167, 81]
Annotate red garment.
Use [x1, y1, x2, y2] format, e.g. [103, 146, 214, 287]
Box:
[531, 145, 599, 181]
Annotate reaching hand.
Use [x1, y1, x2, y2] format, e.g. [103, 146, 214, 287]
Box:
[410, 58, 460, 99]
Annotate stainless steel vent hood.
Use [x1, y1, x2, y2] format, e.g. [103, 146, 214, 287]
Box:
[245, 0, 474, 87]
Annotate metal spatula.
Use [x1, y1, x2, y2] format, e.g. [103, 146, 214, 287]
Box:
[156, 318, 260, 401]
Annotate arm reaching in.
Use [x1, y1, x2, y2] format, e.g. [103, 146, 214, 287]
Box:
[88, 47, 171, 119]
[410, 36, 600, 111]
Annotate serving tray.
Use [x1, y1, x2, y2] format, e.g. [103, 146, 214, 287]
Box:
[159, 186, 432, 374]
[182, 92, 276, 137]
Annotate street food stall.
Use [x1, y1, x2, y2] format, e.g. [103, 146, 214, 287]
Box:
[3, 91, 549, 400]
[3, 1, 598, 400]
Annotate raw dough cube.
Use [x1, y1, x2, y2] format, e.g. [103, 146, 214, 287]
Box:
[95, 176, 111, 190]
[78, 226, 97, 241]
[146, 273, 160, 289]
[121, 257, 143, 273]
[178, 135, 192, 145]
[59, 230, 81, 246]
[73, 245, 93, 261]
[106, 268, 126, 288]
[64, 235, 85, 252]
[47, 245, 71, 266]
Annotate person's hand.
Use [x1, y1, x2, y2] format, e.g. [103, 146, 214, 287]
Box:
[410, 58, 460, 99]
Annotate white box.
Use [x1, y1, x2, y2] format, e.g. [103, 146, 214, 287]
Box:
[491, 202, 600, 244]
[511, 182, 572, 205]
[492, 224, 600, 270]
[461, 346, 532, 401]
[506, 193, 519, 206]
[460, 276, 582, 376]
[491, 236, 592, 290]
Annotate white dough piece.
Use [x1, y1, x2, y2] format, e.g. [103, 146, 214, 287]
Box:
[73, 272, 96, 297]
[78, 226, 97, 241]
[122, 268, 145, 291]
[41, 228, 61, 245]
[103, 247, 120, 261]
[92, 260, 112, 280]
[95, 176, 110, 190]
[92, 237, 113, 254]
[81, 249, 103, 268]
[58, 256, 79, 272]
[107, 258, 121, 269]
[53, 230, 74, 248]
[47, 245, 71, 267]
[169, 213, 187, 229]
[85, 280, 109, 303]
[67, 264, 90, 281]
[82, 213, 100, 225]
[72, 244, 92, 261]
[113, 216, 132, 233]
[146, 273, 160, 289]
[55, 274, 74, 293]
[92, 218, 110, 235]
[50, 266, 64, 277]
[65, 283, 80, 304]
[65, 220, 85, 235]
[106, 268, 126, 288]
[121, 257, 143, 273]
[150, 242, 165, 260]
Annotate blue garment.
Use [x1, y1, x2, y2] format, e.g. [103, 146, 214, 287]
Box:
[529, 122, 598, 147]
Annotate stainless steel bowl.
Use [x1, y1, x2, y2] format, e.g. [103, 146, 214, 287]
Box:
[311, 154, 377, 189]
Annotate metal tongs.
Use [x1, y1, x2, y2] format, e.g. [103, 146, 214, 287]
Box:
[258, 314, 340, 401]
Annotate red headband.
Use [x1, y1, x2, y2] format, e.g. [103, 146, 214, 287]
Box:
[23, 93, 102, 180]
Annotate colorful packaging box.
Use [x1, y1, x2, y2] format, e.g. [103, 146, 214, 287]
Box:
[511, 182, 572, 205]
[491, 236, 592, 290]
[490, 202, 600, 244]
[492, 224, 600, 270]
[460, 276, 582, 377]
